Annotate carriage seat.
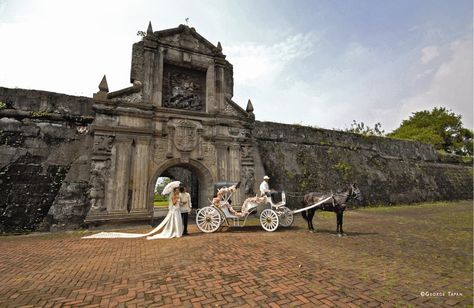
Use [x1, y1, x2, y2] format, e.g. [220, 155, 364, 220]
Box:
[270, 191, 286, 207]
[219, 203, 256, 218]
[220, 206, 241, 219]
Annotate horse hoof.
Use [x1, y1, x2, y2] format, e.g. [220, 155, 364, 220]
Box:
[309, 230, 314, 233]
[337, 233, 342, 237]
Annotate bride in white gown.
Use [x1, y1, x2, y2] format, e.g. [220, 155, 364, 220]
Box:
[83, 187, 183, 240]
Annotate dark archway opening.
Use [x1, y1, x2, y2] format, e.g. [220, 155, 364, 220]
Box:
[156, 165, 199, 210]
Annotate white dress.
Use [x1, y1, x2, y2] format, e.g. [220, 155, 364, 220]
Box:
[82, 194, 183, 240]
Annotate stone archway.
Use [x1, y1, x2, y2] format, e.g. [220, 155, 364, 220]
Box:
[148, 158, 215, 213]
[160, 167, 198, 208]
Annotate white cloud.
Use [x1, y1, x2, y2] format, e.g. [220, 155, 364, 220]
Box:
[344, 42, 369, 61]
[420, 45, 439, 64]
[0, 0, 139, 96]
[414, 68, 435, 81]
[400, 39, 473, 129]
[226, 33, 315, 86]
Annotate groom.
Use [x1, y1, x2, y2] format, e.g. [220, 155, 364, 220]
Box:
[179, 184, 192, 236]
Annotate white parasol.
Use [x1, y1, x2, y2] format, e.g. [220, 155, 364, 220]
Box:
[161, 180, 181, 195]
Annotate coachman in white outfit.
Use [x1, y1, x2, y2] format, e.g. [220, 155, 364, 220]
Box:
[260, 175, 271, 197]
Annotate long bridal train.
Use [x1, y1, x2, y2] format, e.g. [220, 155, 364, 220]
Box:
[82, 205, 183, 240]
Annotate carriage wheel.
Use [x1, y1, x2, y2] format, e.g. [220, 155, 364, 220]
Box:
[260, 209, 279, 232]
[278, 206, 294, 227]
[196, 206, 221, 233]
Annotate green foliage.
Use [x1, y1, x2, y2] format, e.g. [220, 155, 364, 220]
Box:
[0, 101, 6, 109]
[387, 107, 473, 156]
[346, 120, 385, 136]
[154, 177, 171, 203]
[155, 177, 171, 194]
[153, 193, 167, 202]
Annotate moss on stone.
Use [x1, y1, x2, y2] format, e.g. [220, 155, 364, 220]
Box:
[31, 111, 54, 118]
[334, 161, 352, 181]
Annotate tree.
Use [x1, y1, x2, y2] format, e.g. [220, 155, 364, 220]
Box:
[155, 177, 171, 194]
[346, 120, 385, 137]
[387, 107, 473, 156]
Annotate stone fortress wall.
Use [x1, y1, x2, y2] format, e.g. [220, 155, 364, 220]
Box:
[253, 121, 472, 208]
[1, 87, 472, 233]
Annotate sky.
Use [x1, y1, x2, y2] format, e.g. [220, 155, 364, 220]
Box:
[0, 0, 472, 132]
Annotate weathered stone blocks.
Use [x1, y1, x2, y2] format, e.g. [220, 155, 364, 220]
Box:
[0, 87, 93, 233]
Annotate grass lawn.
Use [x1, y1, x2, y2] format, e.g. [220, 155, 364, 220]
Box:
[153, 200, 168, 207]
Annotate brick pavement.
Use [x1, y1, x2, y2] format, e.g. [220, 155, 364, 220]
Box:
[0, 201, 472, 307]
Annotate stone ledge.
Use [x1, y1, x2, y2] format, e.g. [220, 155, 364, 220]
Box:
[0, 109, 94, 124]
[84, 212, 152, 224]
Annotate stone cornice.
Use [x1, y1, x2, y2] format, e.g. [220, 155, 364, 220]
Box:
[106, 83, 142, 99]
[92, 125, 154, 136]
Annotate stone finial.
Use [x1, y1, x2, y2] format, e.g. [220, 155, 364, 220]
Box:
[217, 41, 222, 52]
[98, 75, 109, 93]
[147, 21, 153, 36]
[246, 99, 254, 113]
[94, 75, 109, 100]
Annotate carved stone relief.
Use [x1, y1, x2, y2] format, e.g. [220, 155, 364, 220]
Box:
[242, 166, 255, 196]
[110, 92, 142, 104]
[163, 64, 206, 111]
[201, 142, 217, 178]
[241, 145, 253, 160]
[87, 134, 115, 214]
[222, 101, 240, 116]
[88, 159, 110, 213]
[174, 120, 197, 152]
[228, 127, 251, 139]
[153, 137, 169, 165]
[93, 135, 115, 154]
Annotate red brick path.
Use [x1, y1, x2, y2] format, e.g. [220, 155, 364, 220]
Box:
[0, 201, 472, 307]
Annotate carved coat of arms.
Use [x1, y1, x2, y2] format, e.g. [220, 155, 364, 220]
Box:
[174, 120, 197, 152]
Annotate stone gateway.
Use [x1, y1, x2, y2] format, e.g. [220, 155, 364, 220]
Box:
[0, 23, 472, 232]
[85, 23, 257, 224]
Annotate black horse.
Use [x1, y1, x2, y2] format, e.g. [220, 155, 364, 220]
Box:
[301, 184, 362, 235]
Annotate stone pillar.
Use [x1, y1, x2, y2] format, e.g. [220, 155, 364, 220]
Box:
[151, 48, 164, 107]
[130, 137, 151, 214]
[206, 61, 216, 113]
[197, 128, 203, 160]
[106, 137, 133, 214]
[228, 144, 242, 204]
[143, 48, 155, 103]
[215, 64, 225, 112]
[166, 126, 174, 158]
[216, 144, 228, 181]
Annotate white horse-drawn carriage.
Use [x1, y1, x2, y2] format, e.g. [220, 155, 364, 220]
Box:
[196, 182, 294, 232]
